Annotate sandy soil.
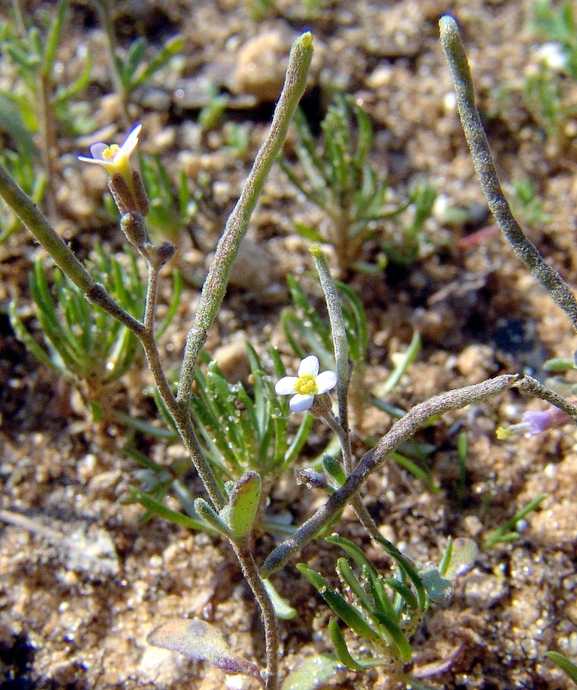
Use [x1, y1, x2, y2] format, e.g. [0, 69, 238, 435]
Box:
[1, 1, 577, 688]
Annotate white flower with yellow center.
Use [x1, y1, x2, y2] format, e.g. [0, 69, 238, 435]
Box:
[78, 123, 142, 180]
[275, 355, 337, 413]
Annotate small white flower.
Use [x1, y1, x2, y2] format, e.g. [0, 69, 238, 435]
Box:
[78, 123, 142, 179]
[275, 355, 337, 413]
[535, 42, 568, 72]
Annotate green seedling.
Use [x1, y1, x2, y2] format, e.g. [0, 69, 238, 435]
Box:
[9, 246, 145, 416]
[483, 494, 547, 549]
[4, 23, 577, 690]
[281, 94, 436, 273]
[298, 534, 452, 670]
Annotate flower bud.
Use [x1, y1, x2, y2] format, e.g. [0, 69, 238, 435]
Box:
[150, 241, 176, 268]
[120, 212, 149, 248]
[131, 170, 150, 216]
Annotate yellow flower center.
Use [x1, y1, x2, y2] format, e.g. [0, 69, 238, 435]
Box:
[295, 374, 317, 395]
[102, 144, 119, 161]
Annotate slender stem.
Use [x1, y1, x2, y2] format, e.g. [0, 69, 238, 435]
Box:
[515, 374, 577, 419]
[232, 541, 279, 690]
[0, 163, 94, 292]
[439, 15, 577, 333]
[262, 373, 539, 577]
[36, 71, 58, 219]
[177, 33, 314, 410]
[310, 244, 353, 467]
[143, 263, 160, 334]
[87, 283, 145, 334]
[11, 0, 26, 37]
[138, 330, 226, 509]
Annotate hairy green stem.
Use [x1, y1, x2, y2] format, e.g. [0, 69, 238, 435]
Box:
[0, 164, 92, 291]
[232, 540, 279, 690]
[261, 373, 577, 576]
[311, 244, 352, 464]
[0, 163, 145, 334]
[36, 70, 58, 219]
[439, 15, 577, 333]
[177, 32, 314, 409]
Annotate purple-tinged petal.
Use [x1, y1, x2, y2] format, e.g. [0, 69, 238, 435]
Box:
[315, 370, 337, 394]
[289, 394, 314, 413]
[275, 376, 299, 395]
[298, 355, 319, 378]
[521, 410, 555, 437]
[89, 142, 109, 160]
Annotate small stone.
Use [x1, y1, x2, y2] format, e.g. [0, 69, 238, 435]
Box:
[232, 31, 292, 102]
[462, 571, 508, 609]
[227, 239, 284, 301]
[213, 336, 250, 383]
[457, 344, 495, 382]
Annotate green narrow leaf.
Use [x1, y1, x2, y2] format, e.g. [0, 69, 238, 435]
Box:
[371, 610, 412, 662]
[322, 455, 347, 487]
[383, 578, 418, 610]
[336, 558, 373, 613]
[124, 37, 147, 88]
[545, 651, 577, 683]
[195, 498, 232, 537]
[328, 620, 364, 671]
[157, 269, 183, 337]
[43, 0, 69, 75]
[129, 487, 210, 532]
[325, 535, 379, 579]
[375, 330, 421, 397]
[133, 35, 184, 88]
[297, 564, 380, 643]
[372, 534, 427, 611]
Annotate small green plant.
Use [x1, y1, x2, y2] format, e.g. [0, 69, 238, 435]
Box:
[520, 0, 577, 147]
[281, 94, 436, 273]
[482, 494, 547, 549]
[92, 0, 183, 122]
[9, 246, 145, 418]
[3, 23, 577, 690]
[507, 176, 551, 228]
[0, 147, 45, 243]
[1, 0, 94, 214]
[298, 535, 451, 669]
[138, 153, 202, 243]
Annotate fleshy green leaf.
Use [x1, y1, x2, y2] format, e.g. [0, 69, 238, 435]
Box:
[221, 471, 261, 539]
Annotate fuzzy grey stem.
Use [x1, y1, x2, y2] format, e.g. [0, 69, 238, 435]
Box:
[261, 374, 521, 577]
[439, 15, 577, 333]
[515, 375, 577, 423]
[311, 244, 353, 469]
[177, 33, 314, 410]
[232, 541, 279, 690]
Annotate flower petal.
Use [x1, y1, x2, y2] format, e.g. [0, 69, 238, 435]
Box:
[315, 370, 337, 394]
[275, 376, 299, 395]
[89, 142, 109, 160]
[78, 154, 105, 165]
[289, 394, 314, 413]
[298, 355, 319, 378]
[119, 123, 142, 158]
